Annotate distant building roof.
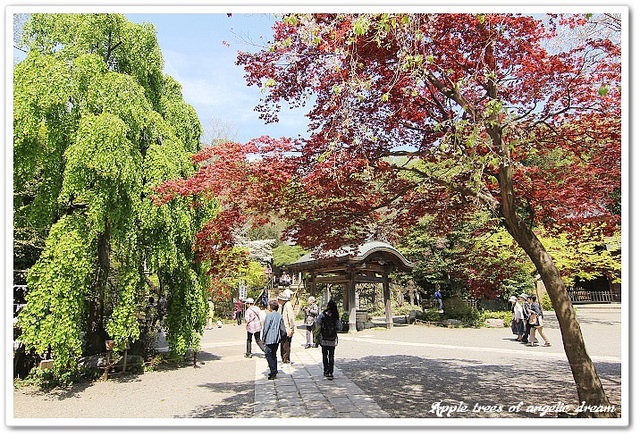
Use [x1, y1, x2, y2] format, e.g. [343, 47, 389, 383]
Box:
[288, 240, 414, 273]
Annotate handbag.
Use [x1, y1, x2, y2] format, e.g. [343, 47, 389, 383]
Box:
[529, 313, 538, 326]
[510, 319, 518, 334]
[279, 317, 288, 342]
[313, 322, 321, 346]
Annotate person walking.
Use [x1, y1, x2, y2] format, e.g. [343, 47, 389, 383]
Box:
[316, 300, 343, 380]
[244, 298, 264, 358]
[233, 299, 243, 326]
[519, 293, 531, 343]
[262, 300, 283, 380]
[303, 296, 319, 348]
[527, 295, 551, 347]
[509, 295, 525, 341]
[278, 291, 296, 365]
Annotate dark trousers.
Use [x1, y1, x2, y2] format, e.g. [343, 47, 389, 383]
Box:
[436, 298, 443, 310]
[280, 335, 291, 363]
[321, 345, 335, 375]
[264, 343, 279, 377]
[246, 331, 263, 355]
[522, 322, 531, 342]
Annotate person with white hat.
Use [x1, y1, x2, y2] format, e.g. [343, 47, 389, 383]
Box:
[244, 298, 264, 358]
[519, 293, 532, 343]
[509, 295, 525, 341]
[277, 291, 295, 365]
[302, 296, 319, 348]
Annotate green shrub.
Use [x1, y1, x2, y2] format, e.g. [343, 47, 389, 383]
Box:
[340, 312, 350, 324]
[442, 296, 473, 320]
[393, 304, 423, 315]
[416, 308, 442, 322]
[481, 310, 513, 326]
[468, 307, 483, 327]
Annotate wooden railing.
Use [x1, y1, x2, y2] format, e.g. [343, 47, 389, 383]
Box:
[567, 289, 620, 303]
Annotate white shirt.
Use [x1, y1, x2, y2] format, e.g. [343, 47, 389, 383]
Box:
[514, 302, 524, 320]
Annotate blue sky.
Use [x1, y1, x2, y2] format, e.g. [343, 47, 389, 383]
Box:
[126, 13, 310, 144]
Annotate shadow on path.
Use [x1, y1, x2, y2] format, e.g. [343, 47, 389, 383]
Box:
[182, 382, 255, 418]
[19, 350, 226, 402]
[338, 355, 621, 418]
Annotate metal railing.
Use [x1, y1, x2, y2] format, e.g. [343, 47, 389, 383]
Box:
[567, 289, 620, 303]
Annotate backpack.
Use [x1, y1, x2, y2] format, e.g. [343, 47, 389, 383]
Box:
[320, 314, 338, 341]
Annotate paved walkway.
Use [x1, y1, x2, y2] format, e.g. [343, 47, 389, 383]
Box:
[253, 331, 389, 418]
[12, 305, 621, 420]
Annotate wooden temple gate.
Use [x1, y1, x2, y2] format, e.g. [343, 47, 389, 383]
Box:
[287, 241, 414, 333]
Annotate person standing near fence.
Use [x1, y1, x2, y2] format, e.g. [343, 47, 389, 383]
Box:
[434, 288, 444, 313]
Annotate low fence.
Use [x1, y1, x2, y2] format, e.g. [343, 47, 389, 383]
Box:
[567, 289, 620, 303]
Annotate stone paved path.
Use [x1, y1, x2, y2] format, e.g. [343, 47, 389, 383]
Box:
[253, 331, 389, 418]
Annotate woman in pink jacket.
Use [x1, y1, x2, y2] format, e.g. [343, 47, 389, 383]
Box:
[244, 298, 264, 357]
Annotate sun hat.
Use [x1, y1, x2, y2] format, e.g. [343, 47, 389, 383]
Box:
[519, 293, 528, 299]
[508, 296, 517, 302]
[245, 298, 254, 304]
[277, 292, 289, 301]
[308, 296, 315, 303]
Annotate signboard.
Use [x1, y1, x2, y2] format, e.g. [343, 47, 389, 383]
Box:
[239, 282, 247, 301]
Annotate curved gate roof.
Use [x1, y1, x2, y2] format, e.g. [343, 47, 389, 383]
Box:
[287, 240, 414, 273]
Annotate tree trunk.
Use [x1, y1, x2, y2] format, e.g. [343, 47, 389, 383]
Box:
[507, 216, 614, 415]
[87, 218, 110, 354]
[497, 165, 615, 417]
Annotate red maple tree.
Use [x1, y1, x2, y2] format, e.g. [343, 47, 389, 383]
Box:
[156, 13, 621, 414]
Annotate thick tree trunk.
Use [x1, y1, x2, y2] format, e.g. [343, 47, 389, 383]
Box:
[497, 165, 615, 417]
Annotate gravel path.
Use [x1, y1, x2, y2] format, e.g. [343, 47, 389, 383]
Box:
[12, 325, 256, 419]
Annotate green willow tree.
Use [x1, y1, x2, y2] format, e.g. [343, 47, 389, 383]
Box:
[15, 14, 209, 376]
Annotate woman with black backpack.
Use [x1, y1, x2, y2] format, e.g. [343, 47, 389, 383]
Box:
[315, 300, 343, 380]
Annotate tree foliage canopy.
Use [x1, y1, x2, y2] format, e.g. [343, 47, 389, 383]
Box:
[158, 13, 620, 251]
[155, 13, 621, 411]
